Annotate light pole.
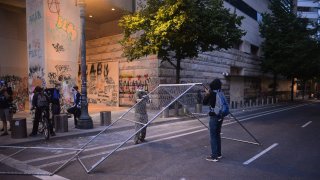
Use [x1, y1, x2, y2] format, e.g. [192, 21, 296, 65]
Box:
[77, 0, 93, 129]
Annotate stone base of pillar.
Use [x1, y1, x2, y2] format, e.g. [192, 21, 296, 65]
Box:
[77, 117, 93, 129]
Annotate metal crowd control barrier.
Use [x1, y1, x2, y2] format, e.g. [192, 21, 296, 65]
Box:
[76, 83, 199, 173]
[0, 83, 261, 176]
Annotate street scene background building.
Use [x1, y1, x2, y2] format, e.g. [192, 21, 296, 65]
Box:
[0, 0, 295, 109]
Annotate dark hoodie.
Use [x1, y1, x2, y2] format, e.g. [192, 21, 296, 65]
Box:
[203, 79, 222, 108]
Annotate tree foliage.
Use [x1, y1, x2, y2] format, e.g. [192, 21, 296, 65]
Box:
[119, 0, 245, 83]
[259, 0, 320, 80]
[259, 0, 320, 100]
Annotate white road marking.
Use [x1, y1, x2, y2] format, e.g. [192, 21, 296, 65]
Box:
[39, 128, 209, 168]
[0, 154, 69, 179]
[226, 104, 308, 125]
[243, 143, 278, 165]
[301, 121, 312, 128]
[3, 103, 310, 170]
[34, 175, 69, 180]
[34, 103, 308, 167]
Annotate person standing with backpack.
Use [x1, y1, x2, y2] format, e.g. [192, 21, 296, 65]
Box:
[203, 79, 229, 162]
[30, 86, 55, 137]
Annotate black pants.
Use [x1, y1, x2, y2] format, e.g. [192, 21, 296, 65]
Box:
[67, 106, 80, 126]
[51, 103, 60, 128]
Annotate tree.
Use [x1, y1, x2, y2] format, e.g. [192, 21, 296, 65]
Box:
[259, 0, 320, 100]
[119, 0, 245, 83]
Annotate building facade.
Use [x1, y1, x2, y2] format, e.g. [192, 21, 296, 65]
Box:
[297, 0, 320, 39]
[0, 0, 292, 109]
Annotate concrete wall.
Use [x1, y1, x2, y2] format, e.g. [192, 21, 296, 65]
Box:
[0, 7, 28, 110]
[26, 0, 81, 109]
[0, 8, 27, 77]
[86, 34, 159, 106]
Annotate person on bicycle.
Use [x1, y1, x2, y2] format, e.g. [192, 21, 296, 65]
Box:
[30, 86, 55, 137]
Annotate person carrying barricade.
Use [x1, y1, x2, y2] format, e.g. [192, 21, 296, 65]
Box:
[203, 79, 229, 162]
[133, 84, 150, 144]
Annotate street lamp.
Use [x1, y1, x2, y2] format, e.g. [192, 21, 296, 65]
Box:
[76, 0, 93, 129]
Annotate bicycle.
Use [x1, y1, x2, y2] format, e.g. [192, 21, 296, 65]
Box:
[37, 107, 50, 140]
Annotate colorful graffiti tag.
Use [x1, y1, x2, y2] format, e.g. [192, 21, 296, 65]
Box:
[78, 62, 119, 106]
[0, 75, 28, 111]
[56, 15, 77, 41]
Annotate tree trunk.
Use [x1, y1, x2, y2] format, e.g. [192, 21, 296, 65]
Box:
[272, 74, 277, 99]
[175, 59, 181, 84]
[174, 59, 181, 116]
[302, 80, 306, 100]
[290, 78, 294, 101]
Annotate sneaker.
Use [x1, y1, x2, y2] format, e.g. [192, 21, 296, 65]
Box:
[218, 155, 222, 159]
[206, 156, 219, 162]
[0, 132, 8, 136]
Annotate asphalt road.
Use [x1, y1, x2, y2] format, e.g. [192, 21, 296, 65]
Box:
[0, 101, 319, 180]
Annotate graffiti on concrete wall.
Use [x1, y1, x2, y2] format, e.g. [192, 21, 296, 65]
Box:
[47, 0, 61, 15]
[29, 65, 46, 89]
[47, 0, 78, 41]
[52, 43, 64, 53]
[0, 75, 28, 111]
[29, 10, 42, 24]
[78, 61, 119, 106]
[56, 15, 77, 41]
[28, 64, 46, 106]
[47, 64, 75, 112]
[119, 74, 151, 94]
[47, 64, 72, 86]
[119, 73, 158, 105]
[28, 39, 43, 59]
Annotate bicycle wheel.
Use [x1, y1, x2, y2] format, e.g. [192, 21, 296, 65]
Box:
[42, 116, 50, 140]
[38, 120, 44, 134]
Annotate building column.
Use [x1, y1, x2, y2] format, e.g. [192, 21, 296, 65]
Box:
[26, 0, 80, 111]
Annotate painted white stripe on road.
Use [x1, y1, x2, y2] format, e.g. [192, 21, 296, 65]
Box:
[301, 121, 312, 128]
[32, 103, 309, 167]
[0, 154, 69, 179]
[39, 128, 208, 168]
[25, 104, 308, 168]
[243, 143, 278, 165]
[34, 175, 69, 180]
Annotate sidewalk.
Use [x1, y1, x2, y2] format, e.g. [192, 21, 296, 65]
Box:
[1, 101, 302, 146]
[0, 104, 206, 146]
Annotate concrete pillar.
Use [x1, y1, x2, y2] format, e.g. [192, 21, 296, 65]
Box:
[27, 0, 80, 100]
